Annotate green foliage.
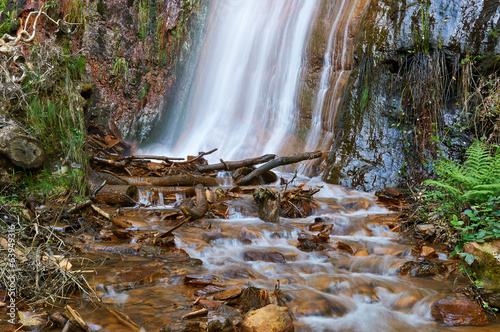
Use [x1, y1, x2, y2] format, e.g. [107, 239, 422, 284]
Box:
[65, 0, 86, 25]
[137, 0, 153, 39]
[0, 0, 18, 35]
[415, 0, 430, 54]
[424, 140, 500, 204]
[112, 57, 129, 85]
[424, 141, 500, 266]
[21, 48, 88, 200]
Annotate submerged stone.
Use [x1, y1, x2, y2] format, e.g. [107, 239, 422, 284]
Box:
[431, 294, 489, 326]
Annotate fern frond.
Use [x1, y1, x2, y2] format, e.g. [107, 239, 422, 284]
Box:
[463, 140, 494, 184]
[423, 179, 462, 196]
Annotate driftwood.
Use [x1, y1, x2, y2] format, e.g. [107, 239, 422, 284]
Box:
[94, 184, 138, 206]
[181, 184, 209, 219]
[0, 120, 46, 168]
[236, 151, 323, 186]
[122, 175, 218, 187]
[197, 154, 276, 172]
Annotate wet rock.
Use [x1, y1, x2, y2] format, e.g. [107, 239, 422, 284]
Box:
[195, 285, 226, 297]
[161, 321, 203, 332]
[373, 247, 403, 256]
[207, 317, 236, 332]
[253, 188, 280, 223]
[213, 288, 242, 301]
[229, 286, 270, 314]
[199, 299, 224, 310]
[242, 250, 286, 264]
[484, 291, 500, 309]
[431, 294, 488, 326]
[399, 258, 446, 277]
[340, 197, 372, 211]
[184, 275, 226, 288]
[419, 246, 437, 258]
[241, 304, 293, 332]
[335, 241, 355, 254]
[354, 250, 369, 257]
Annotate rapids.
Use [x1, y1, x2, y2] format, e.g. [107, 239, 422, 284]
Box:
[76, 179, 499, 331]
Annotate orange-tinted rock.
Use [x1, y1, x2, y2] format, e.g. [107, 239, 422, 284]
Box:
[241, 305, 293, 332]
[354, 250, 369, 257]
[431, 294, 488, 326]
[214, 288, 243, 301]
[419, 246, 437, 258]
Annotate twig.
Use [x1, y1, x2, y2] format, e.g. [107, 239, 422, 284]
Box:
[93, 300, 141, 331]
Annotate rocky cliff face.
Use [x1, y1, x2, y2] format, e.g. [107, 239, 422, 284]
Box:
[324, 0, 500, 191]
[83, 0, 205, 142]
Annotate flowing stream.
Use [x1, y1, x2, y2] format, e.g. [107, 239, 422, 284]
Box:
[78, 179, 499, 331]
[83, 1, 499, 331]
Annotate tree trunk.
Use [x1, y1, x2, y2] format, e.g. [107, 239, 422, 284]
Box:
[197, 154, 276, 172]
[94, 184, 138, 206]
[0, 120, 45, 169]
[236, 151, 323, 186]
[122, 174, 219, 187]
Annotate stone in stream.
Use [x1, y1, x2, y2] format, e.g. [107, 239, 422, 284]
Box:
[228, 286, 270, 314]
[242, 250, 286, 263]
[253, 187, 280, 223]
[431, 294, 489, 326]
[398, 258, 446, 277]
[213, 288, 243, 300]
[241, 304, 294, 332]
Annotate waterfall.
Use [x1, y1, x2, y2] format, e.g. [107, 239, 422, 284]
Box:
[304, 0, 361, 152]
[146, 0, 365, 171]
[148, 0, 318, 161]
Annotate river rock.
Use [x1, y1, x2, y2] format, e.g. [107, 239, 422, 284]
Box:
[242, 250, 286, 263]
[431, 294, 488, 326]
[253, 187, 280, 223]
[241, 304, 294, 332]
[399, 258, 446, 277]
[213, 288, 242, 301]
[207, 317, 235, 332]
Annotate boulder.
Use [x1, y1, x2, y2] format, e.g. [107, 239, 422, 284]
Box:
[241, 305, 294, 332]
[431, 294, 488, 326]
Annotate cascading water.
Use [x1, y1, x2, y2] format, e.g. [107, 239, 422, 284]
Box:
[148, 0, 318, 162]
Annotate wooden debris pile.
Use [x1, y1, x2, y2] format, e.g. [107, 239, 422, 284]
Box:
[86, 122, 324, 222]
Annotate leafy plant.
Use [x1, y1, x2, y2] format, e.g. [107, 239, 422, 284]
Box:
[424, 140, 500, 204]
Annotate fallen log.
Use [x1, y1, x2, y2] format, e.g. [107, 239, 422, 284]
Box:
[0, 119, 45, 168]
[122, 174, 218, 187]
[94, 184, 138, 206]
[236, 151, 323, 186]
[181, 184, 209, 219]
[197, 154, 276, 173]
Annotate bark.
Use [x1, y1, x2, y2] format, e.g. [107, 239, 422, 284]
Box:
[122, 174, 218, 187]
[236, 151, 323, 186]
[94, 184, 138, 206]
[0, 120, 46, 168]
[197, 154, 276, 172]
[180, 184, 209, 219]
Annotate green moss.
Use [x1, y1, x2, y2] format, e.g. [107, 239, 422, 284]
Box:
[474, 252, 500, 291]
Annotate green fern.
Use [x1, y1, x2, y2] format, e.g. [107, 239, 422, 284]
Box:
[424, 140, 500, 204]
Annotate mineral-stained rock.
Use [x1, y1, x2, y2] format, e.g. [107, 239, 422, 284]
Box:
[241, 304, 294, 332]
[431, 294, 489, 326]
